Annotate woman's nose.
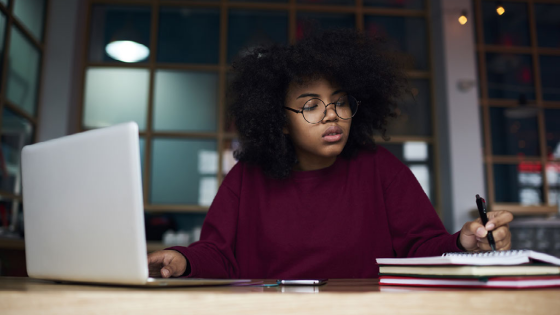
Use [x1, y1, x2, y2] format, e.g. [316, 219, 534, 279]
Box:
[322, 103, 338, 122]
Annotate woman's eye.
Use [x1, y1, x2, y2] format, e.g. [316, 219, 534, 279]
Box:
[336, 101, 347, 107]
[303, 105, 318, 111]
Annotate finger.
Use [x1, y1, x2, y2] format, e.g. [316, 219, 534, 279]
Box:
[147, 251, 165, 265]
[159, 255, 175, 278]
[477, 234, 510, 250]
[478, 238, 510, 251]
[162, 251, 184, 278]
[161, 259, 183, 278]
[161, 266, 172, 278]
[149, 268, 163, 278]
[467, 220, 489, 238]
[148, 251, 169, 277]
[486, 210, 514, 230]
[478, 226, 509, 241]
[491, 226, 510, 242]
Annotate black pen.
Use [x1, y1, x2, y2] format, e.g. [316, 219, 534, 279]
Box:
[475, 194, 496, 251]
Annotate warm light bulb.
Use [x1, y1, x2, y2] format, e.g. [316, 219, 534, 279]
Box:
[496, 6, 505, 15]
[105, 40, 150, 63]
[458, 15, 468, 25]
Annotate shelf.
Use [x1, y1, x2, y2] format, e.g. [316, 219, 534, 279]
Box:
[0, 238, 24, 250]
[144, 204, 209, 213]
[0, 238, 173, 253]
[469, 204, 559, 218]
[492, 204, 558, 216]
[146, 241, 169, 252]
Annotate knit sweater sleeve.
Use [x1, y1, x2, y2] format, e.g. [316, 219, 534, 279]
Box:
[166, 164, 243, 278]
[379, 149, 464, 257]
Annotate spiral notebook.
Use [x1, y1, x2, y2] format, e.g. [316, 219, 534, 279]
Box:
[378, 275, 560, 289]
[376, 250, 560, 266]
[379, 264, 560, 277]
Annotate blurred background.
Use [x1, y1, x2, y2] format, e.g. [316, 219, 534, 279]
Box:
[0, 0, 559, 276]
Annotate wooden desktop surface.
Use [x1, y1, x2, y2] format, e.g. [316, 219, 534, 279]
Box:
[1, 277, 559, 315]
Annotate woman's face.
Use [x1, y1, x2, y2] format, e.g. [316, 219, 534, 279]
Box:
[283, 78, 352, 171]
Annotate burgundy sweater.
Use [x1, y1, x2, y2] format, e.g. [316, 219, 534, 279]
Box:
[168, 147, 463, 279]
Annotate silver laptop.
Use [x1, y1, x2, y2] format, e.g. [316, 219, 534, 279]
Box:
[21, 122, 249, 287]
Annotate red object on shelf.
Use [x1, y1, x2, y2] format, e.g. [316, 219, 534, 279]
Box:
[0, 204, 7, 228]
[518, 161, 542, 173]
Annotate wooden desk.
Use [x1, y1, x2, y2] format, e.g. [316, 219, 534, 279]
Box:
[1, 277, 559, 315]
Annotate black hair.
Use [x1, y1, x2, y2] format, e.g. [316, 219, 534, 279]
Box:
[227, 28, 408, 179]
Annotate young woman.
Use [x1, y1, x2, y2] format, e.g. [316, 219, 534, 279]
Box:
[148, 29, 513, 279]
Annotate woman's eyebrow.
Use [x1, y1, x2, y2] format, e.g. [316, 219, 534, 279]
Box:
[296, 89, 344, 99]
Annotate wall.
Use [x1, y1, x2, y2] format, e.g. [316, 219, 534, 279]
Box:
[432, 0, 486, 232]
[37, 0, 86, 142]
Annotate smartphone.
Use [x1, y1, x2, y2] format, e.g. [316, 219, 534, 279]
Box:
[276, 279, 328, 286]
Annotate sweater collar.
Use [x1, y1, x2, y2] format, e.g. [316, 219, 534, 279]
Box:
[289, 156, 344, 180]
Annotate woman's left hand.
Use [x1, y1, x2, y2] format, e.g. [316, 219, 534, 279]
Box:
[459, 210, 514, 251]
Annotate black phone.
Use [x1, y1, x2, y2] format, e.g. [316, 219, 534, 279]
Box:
[276, 279, 328, 286]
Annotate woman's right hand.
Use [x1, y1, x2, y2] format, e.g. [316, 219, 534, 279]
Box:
[147, 250, 188, 278]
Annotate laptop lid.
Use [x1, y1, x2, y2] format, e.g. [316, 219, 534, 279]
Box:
[22, 122, 149, 285]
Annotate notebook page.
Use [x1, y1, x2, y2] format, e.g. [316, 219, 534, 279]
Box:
[443, 250, 560, 266]
[376, 250, 560, 266]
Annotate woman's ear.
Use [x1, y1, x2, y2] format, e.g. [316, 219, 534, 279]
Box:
[282, 125, 289, 135]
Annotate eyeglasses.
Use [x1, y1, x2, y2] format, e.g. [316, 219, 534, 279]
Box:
[284, 94, 360, 124]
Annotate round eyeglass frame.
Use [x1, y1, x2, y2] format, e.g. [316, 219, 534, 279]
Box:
[283, 95, 360, 124]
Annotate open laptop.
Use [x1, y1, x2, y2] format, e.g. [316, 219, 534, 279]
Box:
[21, 122, 250, 287]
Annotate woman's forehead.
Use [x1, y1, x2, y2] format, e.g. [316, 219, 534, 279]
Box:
[287, 78, 341, 97]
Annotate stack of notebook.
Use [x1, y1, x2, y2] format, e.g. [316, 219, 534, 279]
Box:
[376, 250, 560, 289]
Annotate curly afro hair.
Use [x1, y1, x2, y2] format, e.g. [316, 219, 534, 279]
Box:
[227, 28, 408, 179]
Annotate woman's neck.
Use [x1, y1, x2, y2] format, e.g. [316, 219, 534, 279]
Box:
[293, 155, 337, 172]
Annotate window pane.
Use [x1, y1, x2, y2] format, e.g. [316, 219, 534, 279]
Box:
[486, 53, 534, 100]
[153, 70, 218, 132]
[490, 107, 539, 157]
[139, 137, 145, 181]
[482, 1, 530, 46]
[6, 26, 40, 116]
[297, 0, 355, 5]
[545, 109, 560, 159]
[379, 142, 435, 204]
[0, 108, 33, 195]
[222, 139, 240, 176]
[387, 79, 431, 136]
[364, 16, 428, 70]
[89, 5, 151, 63]
[363, 0, 423, 9]
[548, 162, 560, 206]
[296, 12, 354, 40]
[0, 0, 8, 6]
[0, 12, 6, 87]
[83, 68, 149, 130]
[540, 56, 560, 102]
[494, 163, 543, 205]
[227, 9, 288, 64]
[535, 4, 560, 48]
[14, 0, 45, 41]
[168, 213, 207, 245]
[150, 138, 218, 206]
[158, 7, 220, 64]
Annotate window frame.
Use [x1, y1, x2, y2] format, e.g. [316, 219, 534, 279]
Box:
[80, 0, 441, 215]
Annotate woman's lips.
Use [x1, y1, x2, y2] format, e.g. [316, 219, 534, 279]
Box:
[323, 134, 343, 142]
[322, 126, 343, 143]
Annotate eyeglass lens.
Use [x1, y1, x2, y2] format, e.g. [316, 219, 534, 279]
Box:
[302, 95, 358, 123]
